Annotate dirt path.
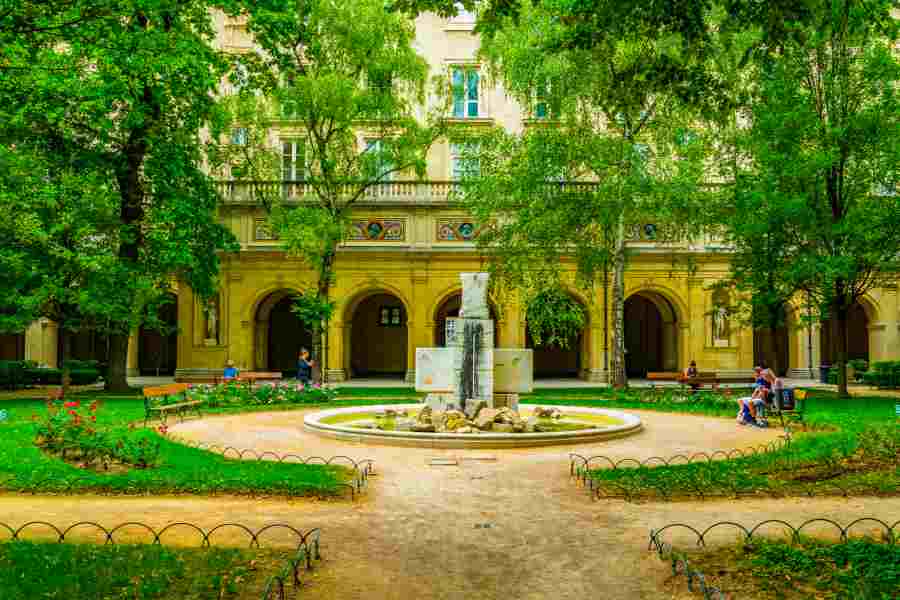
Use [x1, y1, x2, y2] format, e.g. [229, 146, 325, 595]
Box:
[1, 410, 896, 599]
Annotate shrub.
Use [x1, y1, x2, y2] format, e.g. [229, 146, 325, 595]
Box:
[23, 368, 101, 386]
[184, 380, 338, 408]
[0, 360, 27, 389]
[33, 400, 160, 469]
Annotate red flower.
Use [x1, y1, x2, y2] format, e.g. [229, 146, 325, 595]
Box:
[68, 409, 77, 416]
[90, 416, 96, 422]
[157, 425, 168, 435]
[64, 401, 77, 408]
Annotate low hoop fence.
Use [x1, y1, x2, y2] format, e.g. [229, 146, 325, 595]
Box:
[569, 434, 792, 485]
[648, 517, 900, 599]
[0, 519, 323, 599]
[168, 433, 375, 496]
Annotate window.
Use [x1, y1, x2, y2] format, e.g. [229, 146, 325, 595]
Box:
[231, 128, 248, 146]
[451, 67, 480, 118]
[379, 306, 403, 326]
[365, 139, 395, 181]
[281, 139, 306, 181]
[533, 81, 558, 119]
[450, 142, 480, 180]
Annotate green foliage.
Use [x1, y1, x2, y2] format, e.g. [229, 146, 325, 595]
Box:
[0, 541, 266, 600]
[34, 399, 161, 469]
[525, 288, 586, 349]
[0, 396, 349, 497]
[0, 0, 240, 389]
[183, 381, 338, 408]
[714, 0, 900, 396]
[461, 0, 715, 385]
[725, 537, 900, 599]
[215, 0, 443, 283]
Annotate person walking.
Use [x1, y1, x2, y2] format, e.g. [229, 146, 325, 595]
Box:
[296, 348, 315, 385]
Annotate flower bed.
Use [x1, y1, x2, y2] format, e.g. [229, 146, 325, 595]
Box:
[34, 399, 160, 470]
[184, 380, 337, 408]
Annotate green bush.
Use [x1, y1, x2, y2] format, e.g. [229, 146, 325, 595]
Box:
[23, 368, 100, 386]
[0, 360, 27, 389]
[183, 380, 338, 408]
[862, 361, 900, 389]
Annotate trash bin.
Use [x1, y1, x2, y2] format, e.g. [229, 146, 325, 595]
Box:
[819, 364, 831, 384]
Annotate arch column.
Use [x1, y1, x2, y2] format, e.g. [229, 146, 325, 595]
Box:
[126, 331, 139, 377]
[324, 319, 346, 382]
[25, 319, 58, 368]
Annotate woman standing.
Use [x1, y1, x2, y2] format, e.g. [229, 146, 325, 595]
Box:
[296, 348, 315, 385]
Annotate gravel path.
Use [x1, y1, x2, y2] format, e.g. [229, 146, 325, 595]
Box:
[2, 409, 895, 599]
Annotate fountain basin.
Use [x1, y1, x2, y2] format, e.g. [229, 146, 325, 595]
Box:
[303, 404, 642, 449]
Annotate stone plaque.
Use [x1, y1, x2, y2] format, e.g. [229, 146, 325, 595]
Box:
[415, 347, 456, 392]
[494, 349, 534, 394]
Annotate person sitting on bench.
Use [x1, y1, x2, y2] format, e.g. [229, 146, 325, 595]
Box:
[223, 359, 239, 380]
[683, 360, 699, 392]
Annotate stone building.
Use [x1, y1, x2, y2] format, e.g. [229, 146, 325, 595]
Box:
[6, 10, 898, 382]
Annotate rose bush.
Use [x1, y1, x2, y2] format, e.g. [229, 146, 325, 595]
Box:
[33, 399, 160, 469]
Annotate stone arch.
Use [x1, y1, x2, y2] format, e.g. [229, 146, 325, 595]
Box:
[819, 296, 879, 367]
[341, 284, 412, 380]
[624, 288, 682, 377]
[751, 303, 796, 377]
[524, 289, 591, 379]
[251, 287, 314, 373]
[0, 332, 24, 361]
[138, 292, 179, 375]
[431, 287, 500, 347]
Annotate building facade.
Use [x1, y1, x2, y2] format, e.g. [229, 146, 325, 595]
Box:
[7, 11, 900, 382]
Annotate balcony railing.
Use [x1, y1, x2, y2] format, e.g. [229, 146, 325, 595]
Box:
[214, 180, 604, 206]
[215, 180, 468, 205]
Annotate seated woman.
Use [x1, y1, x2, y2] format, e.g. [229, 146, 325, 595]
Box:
[683, 360, 699, 392]
[223, 359, 239, 380]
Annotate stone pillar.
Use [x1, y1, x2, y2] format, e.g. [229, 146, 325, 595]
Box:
[326, 319, 346, 382]
[25, 319, 59, 367]
[126, 330, 139, 377]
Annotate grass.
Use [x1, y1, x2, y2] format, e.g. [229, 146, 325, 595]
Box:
[0, 541, 281, 600]
[0, 395, 353, 497]
[682, 537, 900, 599]
[584, 389, 900, 500]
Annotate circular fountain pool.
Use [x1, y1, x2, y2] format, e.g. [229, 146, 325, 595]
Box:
[304, 404, 642, 449]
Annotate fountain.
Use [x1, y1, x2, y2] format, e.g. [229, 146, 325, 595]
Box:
[303, 272, 642, 448]
[415, 272, 531, 415]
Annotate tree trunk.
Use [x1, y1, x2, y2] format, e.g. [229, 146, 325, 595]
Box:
[314, 249, 336, 385]
[611, 212, 627, 388]
[59, 329, 71, 398]
[833, 300, 850, 398]
[105, 333, 130, 392]
[767, 323, 780, 376]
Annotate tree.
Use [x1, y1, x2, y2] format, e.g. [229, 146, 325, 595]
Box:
[0, 0, 239, 390]
[724, 0, 900, 396]
[457, 1, 713, 386]
[217, 0, 444, 380]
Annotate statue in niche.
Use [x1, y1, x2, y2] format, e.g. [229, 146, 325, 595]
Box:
[714, 306, 729, 340]
[205, 298, 219, 344]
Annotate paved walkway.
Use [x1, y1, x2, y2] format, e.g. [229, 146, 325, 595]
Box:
[5, 409, 897, 599]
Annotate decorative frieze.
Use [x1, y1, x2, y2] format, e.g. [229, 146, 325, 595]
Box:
[349, 218, 407, 242]
[436, 218, 477, 241]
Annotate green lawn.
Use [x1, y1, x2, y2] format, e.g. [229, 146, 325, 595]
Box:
[582, 390, 900, 499]
[681, 537, 900, 599]
[0, 541, 281, 600]
[0, 394, 355, 497]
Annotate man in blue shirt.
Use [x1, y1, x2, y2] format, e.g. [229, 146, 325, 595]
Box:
[223, 359, 239, 379]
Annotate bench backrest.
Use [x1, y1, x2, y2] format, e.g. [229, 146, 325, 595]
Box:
[143, 383, 190, 398]
[647, 372, 681, 380]
[238, 372, 283, 380]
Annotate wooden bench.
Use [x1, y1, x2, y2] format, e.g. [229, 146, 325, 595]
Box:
[236, 371, 283, 388]
[46, 388, 64, 401]
[143, 383, 202, 426]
